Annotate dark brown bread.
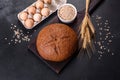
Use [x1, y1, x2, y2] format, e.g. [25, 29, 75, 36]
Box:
[36, 23, 78, 62]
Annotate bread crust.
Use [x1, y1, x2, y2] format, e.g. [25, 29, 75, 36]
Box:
[36, 23, 78, 62]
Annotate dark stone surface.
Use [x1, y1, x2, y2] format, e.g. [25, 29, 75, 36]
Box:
[0, 0, 120, 80]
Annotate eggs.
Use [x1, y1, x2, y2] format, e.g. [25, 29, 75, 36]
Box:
[28, 6, 36, 14]
[36, 0, 44, 9]
[33, 13, 42, 22]
[19, 12, 28, 21]
[25, 19, 34, 29]
[41, 7, 50, 17]
[18, 0, 53, 29]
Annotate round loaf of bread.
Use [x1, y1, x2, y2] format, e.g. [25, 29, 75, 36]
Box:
[36, 23, 78, 62]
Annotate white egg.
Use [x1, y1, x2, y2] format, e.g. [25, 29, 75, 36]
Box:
[33, 13, 42, 22]
[19, 12, 28, 21]
[44, 0, 51, 4]
[41, 8, 50, 17]
[36, 1, 44, 9]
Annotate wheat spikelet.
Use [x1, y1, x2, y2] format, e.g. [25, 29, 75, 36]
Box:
[78, 0, 95, 57]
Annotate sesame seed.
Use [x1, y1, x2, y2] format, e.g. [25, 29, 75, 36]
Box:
[7, 24, 32, 45]
[112, 53, 114, 55]
[8, 43, 11, 45]
[5, 38, 7, 40]
[108, 40, 112, 43]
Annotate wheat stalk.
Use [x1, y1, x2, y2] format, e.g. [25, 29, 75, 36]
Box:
[79, 0, 95, 57]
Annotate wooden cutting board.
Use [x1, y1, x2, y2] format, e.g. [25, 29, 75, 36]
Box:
[28, 0, 102, 74]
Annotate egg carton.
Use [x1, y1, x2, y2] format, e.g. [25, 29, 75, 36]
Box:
[17, 0, 67, 29]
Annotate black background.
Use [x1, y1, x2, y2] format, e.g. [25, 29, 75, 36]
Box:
[0, 0, 120, 80]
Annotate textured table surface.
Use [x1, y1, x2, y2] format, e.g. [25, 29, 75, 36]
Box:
[0, 0, 120, 80]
